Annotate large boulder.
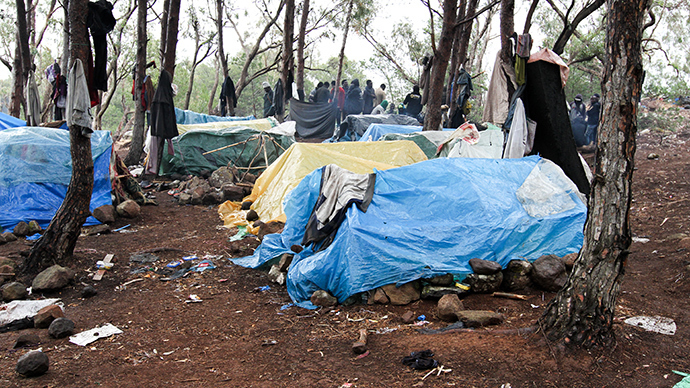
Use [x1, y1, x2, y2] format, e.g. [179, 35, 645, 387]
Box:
[381, 281, 421, 305]
[371, 288, 390, 304]
[28, 221, 42, 235]
[258, 221, 285, 240]
[16, 350, 49, 377]
[469, 258, 502, 275]
[456, 310, 504, 328]
[209, 166, 235, 188]
[2, 281, 28, 301]
[2, 231, 18, 242]
[13, 221, 30, 237]
[437, 294, 465, 322]
[530, 254, 568, 291]
[421, 285, 467, 299]
[464, 272, 503, 293]
[93, 205, 116, 224]
[32, 265, 75, 291]
[116, 200, 141, 218]
[502, 260, 533, 292]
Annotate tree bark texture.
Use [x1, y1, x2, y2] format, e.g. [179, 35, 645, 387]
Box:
[208, 56, 220, 114]
[499, 0, 514, 62]
[446, 0, 466, 106]
[162, 0, 181, 80]
[160, 0, 169, 62]
[124, 0, 148, 166]
[539, 0, 649, 348]
[216, 0, 228, 78]
[278, 0, 295, 122]
[9, 42, 23, 117]
[22, 0, 94, 277]
[422, 0, 457, 132]
[296, 0, 310, 100]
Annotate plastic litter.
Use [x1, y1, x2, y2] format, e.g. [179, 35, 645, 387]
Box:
[190, 260, 216, 272]
[96, 260, 114, 270]
[186, 294, 202, 303]
[0, 299, 61, 326]
[673, 371, 690, 388]
[113, 224, 131, 232]
[417, 315, 426, 321]
[402, 349, 438, 370]
[182, 255, 197, 261]
[632, 237, 650, 243]
[69, 323, 123, 346]
[624, 315, 676, 335]
[280, 303, 294, 311]
[166, 260, 183, 268]
[229, 225, 248, 242]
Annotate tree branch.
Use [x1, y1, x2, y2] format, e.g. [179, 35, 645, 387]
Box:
[455, 0, 500, 28]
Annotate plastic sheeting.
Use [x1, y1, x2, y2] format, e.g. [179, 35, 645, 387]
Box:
[379, 131, 453, 159]
[289, 98, 336, 139]
[160, 127, 294, 177]
[234, 156, 586, 307]
[176, 118, 277, 135]
[237, 141, 428, 223]
[437, 124, 504, 159]
[0, 112, 26, 130]
[0, 127, 112, 231]
[359, 124, 422, 141]
[333, 114, 420, 142]
[175, 108, 255, 124]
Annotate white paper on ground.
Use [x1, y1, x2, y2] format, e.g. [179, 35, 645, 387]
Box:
[0, 299, 62, 326]
[69, 323, 123, 346]
[624, 315, 676, 335]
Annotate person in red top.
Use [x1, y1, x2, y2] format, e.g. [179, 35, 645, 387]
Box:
[332, 79, 347, 128]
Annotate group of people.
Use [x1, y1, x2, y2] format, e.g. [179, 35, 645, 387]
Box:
[569, 93, 601, 146]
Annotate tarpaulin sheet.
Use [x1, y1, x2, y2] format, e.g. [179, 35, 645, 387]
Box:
[235, 141, 428, 223]
[289, 98, 336, 139]
[379, 131, 453, 159]
[334, 114, 420, 141]
[0, 127, 112, 231]
[0, 112, 26, 130]
[160, 127, 294, 176]
[359, 124, 423, 141]
[234, 156, 586, 307]
[175, 108, 255, 124]
[176, 118, 277, 134]
[437, 124, 505, 159]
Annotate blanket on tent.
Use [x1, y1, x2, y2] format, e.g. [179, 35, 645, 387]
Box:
[0, 127, 112, 231]
[289, 98, 336, 139]
[332, 114, 420, 142]
[233, 156, 587, 308]
[175, 108, 255, 124]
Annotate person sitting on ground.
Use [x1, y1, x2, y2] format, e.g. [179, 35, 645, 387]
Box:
[362, 80, 376, 114]
[403, 85, 423, 119]
[371, 100, 389, 115]
[315, 80, 331, 103]
[262, 81, 275, 118]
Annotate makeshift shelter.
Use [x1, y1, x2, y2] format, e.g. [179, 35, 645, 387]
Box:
[288, 98, 336, 139]
[159, 127, 294, 177]
[332, 114, 420, 142]
[0, 127, 112, 231]
[234, 156, 586, 307]
[379, 131, 451, 159]
[0, 112, 26, 130]
[175, 108, 255, 124]
[176, 119, 277, 135]
[359, 124, 423, 141]
[230, 141, 428, 223]
[436, 123, 505, 159]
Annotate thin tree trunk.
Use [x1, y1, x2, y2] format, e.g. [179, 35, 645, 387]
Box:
[551, 0, 605, 55]
[16, 0, 32, 122]
[277, 0, 295, 122]
[216, 0, 228, 78]
[9, 41, 23, 118]
[423, 0, 457, 132]
[22, 0, 95, 278]
[499, 0, 514, 62]
[160, 0, 169, 62]
[335, 0, 353, 96]
[296, 0, 310, 101]
[523, 0, 539, 34]
[124, 0, 148, 166]
[62, 0, 69, 71]
[539, 0, 649, 348]
[162, 0, 181, 79]
[184, 26, 201, 110]
[208, 56, 220, 114]
[446, 0, 466, 106]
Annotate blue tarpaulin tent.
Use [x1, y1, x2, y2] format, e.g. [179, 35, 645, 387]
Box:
[0, 112, 26, 130]
[175, 108, 255, 124]
[234, 156, 587, 308]
[0, 127, 112, 231]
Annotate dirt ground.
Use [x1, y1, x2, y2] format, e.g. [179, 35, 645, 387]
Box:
[2, 106, 690, 387]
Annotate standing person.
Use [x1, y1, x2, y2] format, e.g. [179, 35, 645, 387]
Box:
[146, 69, 178, 176]
[362, 79, 376, 114]
[375, 83, 386, 106]
[315, 81, 331, 103]
[219, 76, 237, 116]
[403, 85, 423, 120]
[338, 80, 348, 122]
[262, 81, 275, 118]
[344, 79, 363, 117]
[569, 94, 586, 122]
[309, 82, 322, 103]
[586, 93, 601, 146]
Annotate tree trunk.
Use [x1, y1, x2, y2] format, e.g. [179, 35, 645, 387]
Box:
[296, 0, 310, 101]
[124, 0, 148, 166]
[162, 0, 181, 80]
[9, 41, 23, 118]
[539, 0, 649, 348]
[160, 0, 169, 62]
[499, 0, 514, 62]
[15, 0, 32, 121]
[208, 56, 220, 114]
[446, 0, 466, 106]
[216, 0, 228, 78]
[335, 0, 353, 96]
[277, 0, 295, 122]
[422, 0, 457, 132]
[21, 0, 95, 278]
[184, 26, 201, 110]
[62, 0, 69, 71]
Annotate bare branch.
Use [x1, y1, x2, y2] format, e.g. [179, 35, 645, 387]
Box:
[455, 0, 500, 28]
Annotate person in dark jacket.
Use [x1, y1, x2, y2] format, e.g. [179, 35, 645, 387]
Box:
[586, 93, 601, 145]
[362, 79, 376, 114]
[219, 76, 237, 116]
[262, 81, 275, 117]
[344, 79, 363, 117]
[315, 81, 331, 103]
[403, 85, 423, 119]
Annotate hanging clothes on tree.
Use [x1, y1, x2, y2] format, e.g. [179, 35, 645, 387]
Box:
[419, 54, 433, 106]
[66, 59, 94, 137]
[146, 70, 178, 176]
[514, 33, 532, 86]
[26, 70, 41, 127]
[85, 0, 116, 106]
[273, 79, 285, 116]
[219, 76, 237, 117]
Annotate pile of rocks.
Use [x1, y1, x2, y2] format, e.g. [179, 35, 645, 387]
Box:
[172, 165, 257, 206]
[0, 221, 41, 246]
[1, 263, 75, 301]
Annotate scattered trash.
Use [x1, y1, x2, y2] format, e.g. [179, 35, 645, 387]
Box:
[96, 260, 114, 270]
[673, 371, 690, 388]
[355, 350, 370, 359]
[26, 233, 42, 241]
[69, 323, 123, 346]
[373, 327, 397, 334]
[261, 339, 277, 346]
[414, 320, 430, 326]
[280, 303, 294, 310]
[166, 260, 183, 268]
[190, 260, 216, 272]
[501, 384, 513, 388]
[218, 278, 228, 283]
[530, 304, 540, 309]
[182, 255, 197, 261]
[632, 237, 650, 243]
[113, 224, 131, 232]
[624, 316, 676, 335]
[116, 278, 144, 291]
[229, 225, 248, 242]
[252, 285, 271, 292]
[160, 268, 191, 281]
[418, 321, 464, 334]
[129, 253, 159, 263]
[0, 299, 62, 326]
[417, 315, 426, 321]
[402, 349, 438, 370]
[93, 254, 114, 281]
[186, 294, 203, 303]
[422, 365, 452, 380]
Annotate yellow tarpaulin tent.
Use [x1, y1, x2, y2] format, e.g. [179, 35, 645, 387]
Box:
[219, 140, 428, 226]
[177, 118, 277, 135]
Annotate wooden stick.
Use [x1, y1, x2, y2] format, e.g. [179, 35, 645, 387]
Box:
[0, 273, 15, 276]
[202, 135, 259, 155]
[352, 328, 368, 354]
[93, 253, 114, 281]
[492, 292, 529, 301]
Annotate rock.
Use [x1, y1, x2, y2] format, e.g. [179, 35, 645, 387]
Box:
[2, 231, 18, 242]
[381, 281, 420, 305]
[421, 285, 468, 299]
[16, 350, 49, 377]
[92, 205, 116, 224]
[246, 209, 259, 222]
[202, 191, 223, 205]
[33, 304, 64, 328]
[178, 192, 192, 205]
[27, 221, 42, 235]
[647, 153, 659, 160]
[221, 184, 245, 202]
[241, 201, 253, 210]
[32, 265, 75, 291]
[311, 290, 338, 306]
[562, 253, 578, 271]
[678, 237, 690, 251]
[13, 221, 30, 236]
[241, 173, 257, 184]
[667, 233, 688, 241]
[290, 245, 303, 254]
[437, 294, 465, 322]
[0, 257, 17, 270]
[84, 224, 111, 236]
[209, 166, 235, 188]
[401, 310, 416, 324]
[13, 333, 41, 349]
[2, 281, 28, 301]
[372, 288, 390, 304]
[501, 260, 533, 292]
[48, 317, 74, 339]
[191, 186, 208, 205]
[464, 272, 503, 293]
[277, 253, 293, 272]
[81, 285, 98, 298]
[258, 221, 284, 240]
[0, 264, 14, 277]
[267, 265, 286, 285]
[531, 254, 568, 291]
[469, 258, 503, 275]
[0, 233, 5, 245]
[456, 310, 504, 328]
[116, 200, 141, 218]
[424, 273, 454, 286]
